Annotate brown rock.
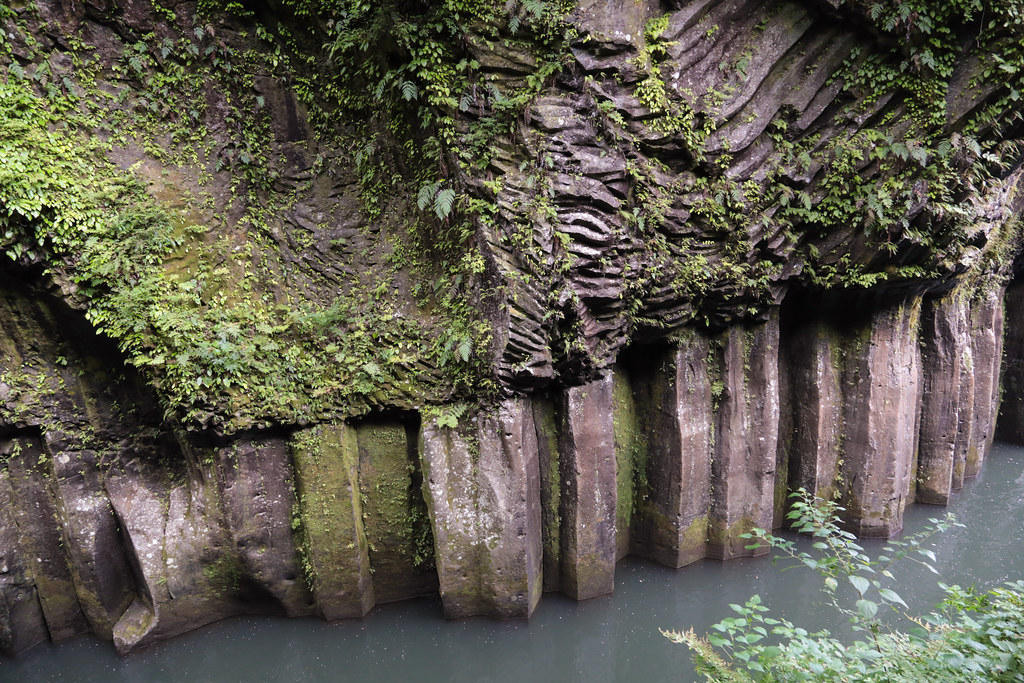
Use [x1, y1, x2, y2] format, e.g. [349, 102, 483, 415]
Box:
[419, 400, 542, 618]
[708, 316, 780, 558]
[557, 375, 617, 600]
[629, 334, 712, 568]
[290, 424, 374, 620]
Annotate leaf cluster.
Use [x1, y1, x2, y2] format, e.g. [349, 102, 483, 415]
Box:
[667, 489, 1024, 682]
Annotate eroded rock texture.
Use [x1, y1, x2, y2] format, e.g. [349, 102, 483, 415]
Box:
[475, 0, 1024, 393]
[0, 268, 1019, 654]
[3, 0, 1024, 657]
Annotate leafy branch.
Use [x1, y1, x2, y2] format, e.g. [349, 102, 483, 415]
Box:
[666, 489, 1024, 682]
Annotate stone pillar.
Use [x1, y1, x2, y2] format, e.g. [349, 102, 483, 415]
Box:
[774, 328, 794, 530]
[104, 466, 166, 653]
[611, 367, 638, 562]
[951, 338, 976, 491]
[4, 436, 89, 642]
[557, 375, 617, 600]
[46, 443, 136, 639]
[838, 300, 922, 537]
[290, 424, 374, 619]
[356, 419, 437, 603]
[630, 334, 712, 568]
[917, 290, 970, 504]
[786, 320, 843, 505]
[0, 446, 49, 655]
[708, 316, 780, 559]
[420, 399, 543, 618]
[532, 398, 562, 593]
[105, 437, 263, 654]
[216, 437, 311, 616]
[965, 285, 1005, 477]
[997, 281, 1024, 444]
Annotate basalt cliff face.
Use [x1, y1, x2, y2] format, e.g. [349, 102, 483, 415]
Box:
[3, 0, 1024, 655]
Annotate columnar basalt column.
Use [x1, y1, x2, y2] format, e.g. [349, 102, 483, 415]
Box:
[965, 285, 1005, 478]
[838, 300, 923, 537]
[104, 442, 237, 654]
[355, 419, 437, 603]
[557, 374, 617, 600]
[629, 333, 712, 568]
[45, 441, 136, 639]
[0, 439, 50, 656]
[611, 367, 639, 562]
[774, 331, 794, 530]
[708, 315, 780, 559]
[951, 337, 976, 491]
[997, 281, 1024, 444]
[4, 436, 89, 643]
[104, 461, 172, 653]
[420, 399, 543, 618]
[785, 320, 843, 505]
[290, 424, 374, 619]
[531, 398, 563, 593]
[917, 289, 970, 505]
[215, 437, 311, 616]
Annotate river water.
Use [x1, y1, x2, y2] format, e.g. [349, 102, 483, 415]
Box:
[4, 442, 1024, 683]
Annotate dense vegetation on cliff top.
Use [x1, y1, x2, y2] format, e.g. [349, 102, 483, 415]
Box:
[1, 0, 1024, 432]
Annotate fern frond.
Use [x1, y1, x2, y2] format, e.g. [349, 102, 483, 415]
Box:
[434, 188, 456, 219]
[457, 338, 472, 362]
[400, 79, 418, 101]
[417, 182, 439, 211]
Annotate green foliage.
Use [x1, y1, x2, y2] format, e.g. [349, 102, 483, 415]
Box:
[2, 0, 569, 428]
[631, 14, 716, 153]
[203, 554, 244, 596]
[0, 78, 154, 260]
[424, 402, 469, 429]
[666, 491, 1024, 682]
[6, 0, 1024, 430]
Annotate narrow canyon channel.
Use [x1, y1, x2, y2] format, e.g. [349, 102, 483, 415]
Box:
[5, 443, 1023, 683]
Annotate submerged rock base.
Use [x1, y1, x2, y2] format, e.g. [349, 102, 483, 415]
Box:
[0, 280, 1015, 655]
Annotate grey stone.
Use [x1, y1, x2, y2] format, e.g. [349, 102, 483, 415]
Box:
[786, 320, 843, 504]
[290, 424, 374, 620]
[356, 419, 437, 604]
[917, 289, 970, 504]
[214, 438, 312, 616]
[629, 334, 712, 568]
[965, 286, 1005, 477]
[0, 462, 49, 655]
[837, 300, 923, 538]
[708, 316, 780, 559]
[557, 376, 617, 600]
[48, 448, 135, 638]
[420, 400, 542, 618]
[4, 437, 89, 642]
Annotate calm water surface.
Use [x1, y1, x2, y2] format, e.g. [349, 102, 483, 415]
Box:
[5, 443, 1024, 683]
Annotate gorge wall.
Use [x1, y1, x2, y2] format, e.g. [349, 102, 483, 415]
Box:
[4, 0, 1024, 656]
[1, 274, 1018, 654]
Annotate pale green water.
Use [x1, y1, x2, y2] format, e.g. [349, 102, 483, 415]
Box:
[4, 443, 1024, 683]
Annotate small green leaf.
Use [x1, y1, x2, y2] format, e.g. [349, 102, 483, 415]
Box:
[856, 599, 878, 619]
[878, 588, 908, 608]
